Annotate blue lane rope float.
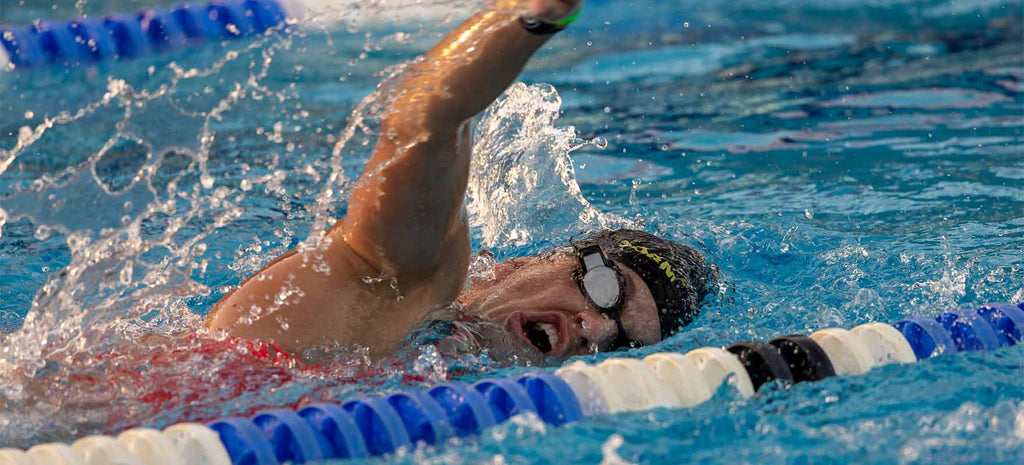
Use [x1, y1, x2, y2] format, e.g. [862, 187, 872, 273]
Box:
[517, 372, 583, 426]
[251, 409, 330, 463]
[384, 391, 455, 446]
[895, 315, 960, 360]
[0, 0, 290, 70]
[2, 302, 1022, 464]
[296, 403, 370, 459]
[473, 378, 539, 424]
[208, 417, 280, 465]
[976, 303, 1024, 346]
[427, 382, 498, 437]
[341, 397, 412, 456]
[938, 310, 1002, 352]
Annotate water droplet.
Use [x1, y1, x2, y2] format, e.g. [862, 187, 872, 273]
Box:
[119, 262, 134, 285]
[34, 225, 51, 241]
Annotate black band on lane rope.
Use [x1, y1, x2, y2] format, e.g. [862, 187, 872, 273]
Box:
[769, 335, 836, 382]
[726, 341, 794, 390]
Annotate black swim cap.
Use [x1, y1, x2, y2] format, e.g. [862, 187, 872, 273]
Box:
[570, 229, 715, 340]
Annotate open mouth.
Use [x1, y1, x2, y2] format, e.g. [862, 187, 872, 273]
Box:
[508, 312, 568, 356]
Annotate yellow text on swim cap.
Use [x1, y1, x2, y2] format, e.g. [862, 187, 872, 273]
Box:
[619, 240, 679, 284]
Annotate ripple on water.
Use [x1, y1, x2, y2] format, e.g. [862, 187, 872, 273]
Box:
[560, 34, 855, 84]
[820, 88, 1012, 109]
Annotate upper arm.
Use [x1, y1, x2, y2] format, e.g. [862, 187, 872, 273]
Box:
[339, 115, 473, 287]
[204, 240, 422, 352]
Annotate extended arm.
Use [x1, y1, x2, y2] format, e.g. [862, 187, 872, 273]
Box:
[339, 0, 578, 285]
[206, 0, 582, 352]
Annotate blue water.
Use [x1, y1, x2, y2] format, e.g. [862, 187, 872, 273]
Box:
[1, 0, 1022, 463]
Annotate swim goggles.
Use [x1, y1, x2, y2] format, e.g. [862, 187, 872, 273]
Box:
[574, 244, 645, 350]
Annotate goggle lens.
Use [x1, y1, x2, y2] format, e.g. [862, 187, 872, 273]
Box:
[574, 245, 644, 350]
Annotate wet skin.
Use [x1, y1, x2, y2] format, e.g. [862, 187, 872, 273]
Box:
[205, 1, 612, 360]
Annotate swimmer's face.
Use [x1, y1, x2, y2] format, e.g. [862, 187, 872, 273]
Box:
[458, 254, 661, 361]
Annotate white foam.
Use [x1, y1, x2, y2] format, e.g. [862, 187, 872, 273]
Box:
[286, 0, 473, 27]
[0, 47, 10, 72]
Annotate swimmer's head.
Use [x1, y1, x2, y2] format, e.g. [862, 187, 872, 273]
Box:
[456, 229, 716, 363]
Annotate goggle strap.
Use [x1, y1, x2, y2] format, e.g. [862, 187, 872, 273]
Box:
[611, 314, 644, 349]
[577, 245, 610, 271]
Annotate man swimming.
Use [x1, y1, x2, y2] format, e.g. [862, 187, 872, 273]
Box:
[205, 0, 716, 364]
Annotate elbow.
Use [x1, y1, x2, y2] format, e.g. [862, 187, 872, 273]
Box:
[381, 88, 467, 144]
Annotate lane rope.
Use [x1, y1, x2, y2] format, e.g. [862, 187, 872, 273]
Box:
[5, 303, 1022, 463]
[0, 0, 290, 69]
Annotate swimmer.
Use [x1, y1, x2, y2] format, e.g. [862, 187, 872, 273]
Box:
[205, 0, 717, 364]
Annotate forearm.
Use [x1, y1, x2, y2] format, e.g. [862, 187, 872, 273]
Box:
[205, 2, 575, 349]
[341, 4, 559, 281]
[386, 7, 552, 131]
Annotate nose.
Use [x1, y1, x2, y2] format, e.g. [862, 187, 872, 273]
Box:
[575, 310, 619, 351]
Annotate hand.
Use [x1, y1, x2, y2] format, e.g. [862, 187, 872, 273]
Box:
[526, 0, 582, 23]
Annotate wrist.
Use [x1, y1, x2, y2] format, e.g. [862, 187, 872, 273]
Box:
[519, 1, 583, 36]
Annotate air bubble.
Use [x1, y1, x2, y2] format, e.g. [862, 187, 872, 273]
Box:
[34, 225, 52, 241]
[119, 262, 134, 285]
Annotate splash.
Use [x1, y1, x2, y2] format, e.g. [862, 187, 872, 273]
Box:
[0, 0, 617, 446]
[469, 82, 627, 248]
[599, 434, 636, 465]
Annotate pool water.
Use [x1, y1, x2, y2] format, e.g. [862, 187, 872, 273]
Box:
[1, 0, 1022, 463]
